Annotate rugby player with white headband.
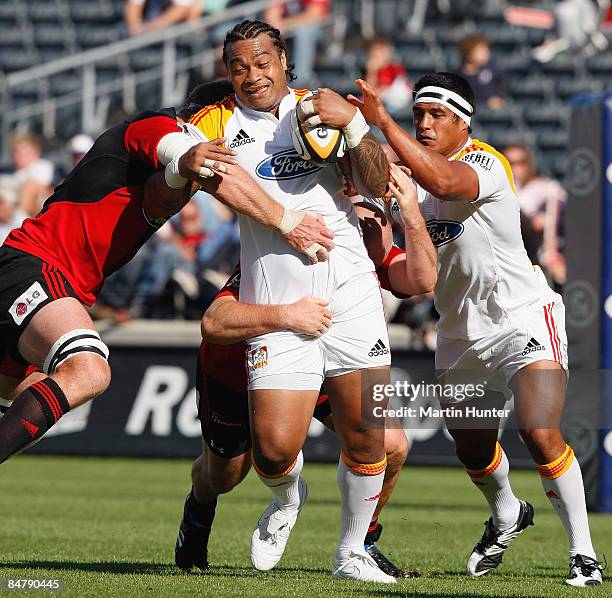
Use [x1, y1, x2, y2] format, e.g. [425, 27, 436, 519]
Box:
[349, 72, 603, 586]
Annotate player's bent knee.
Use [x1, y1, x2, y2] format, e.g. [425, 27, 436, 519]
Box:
[341, 427, 386, 465]
[342, 439, 386, 466]
[384, 429, 409, 467]
[252, 434, 300, 475]
[252, 449, 296, 477]
[55, 353, 111, 402]
[519, 427, 562, 449]
[43, 328, 109, 376]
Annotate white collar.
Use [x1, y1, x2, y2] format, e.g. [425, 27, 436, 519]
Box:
[449, 137, 472, 161]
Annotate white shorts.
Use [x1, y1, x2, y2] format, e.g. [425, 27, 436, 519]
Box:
[246, 272, 391, 390]
[435, 298, 568, 404]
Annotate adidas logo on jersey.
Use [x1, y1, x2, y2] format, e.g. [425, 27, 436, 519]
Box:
[369, 339, 389, 357]
[522, 337, 546, 356]
[229, 129, 255, 148]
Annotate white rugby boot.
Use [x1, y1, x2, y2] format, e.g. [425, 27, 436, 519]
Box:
[250, 476, 308, 571]
[332, 550, 397, 583]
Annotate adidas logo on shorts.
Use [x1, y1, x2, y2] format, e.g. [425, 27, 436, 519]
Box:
[522, 337, 546, 356]
[229, 129, 255, 148]
[369, 339, 389, 357]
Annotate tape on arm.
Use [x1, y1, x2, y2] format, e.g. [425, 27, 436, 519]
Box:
[156, 132, 201, 189]
[343, 109, 370, 149]
[277, 209, 327, 263]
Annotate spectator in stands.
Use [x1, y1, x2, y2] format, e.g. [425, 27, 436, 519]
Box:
[504, 143, 567, 287]
[531, 0, 609, 62]
[90, 243, 155, 323]
[67, 134, 94, 167]
[187, 0, 253, 51]
[192, 190, 240, 269]
[198, 211, 240, 271]
[264, 0, 329, 84]
[124, 0, 197, 36]
[0, 178, 26, 245]
[135, 200, 215, 317]
[189, 0, 251, 19]
[51, 134, 96, 189]
[459, 34, 505, 110]
[8, 132, 54, 217]
[364, 37, 412, 115]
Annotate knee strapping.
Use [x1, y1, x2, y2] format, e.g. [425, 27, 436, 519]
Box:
[43, 329, 109, 375]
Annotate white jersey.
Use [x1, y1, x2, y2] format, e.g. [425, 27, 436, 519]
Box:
[364, 138, 557, 340]
[191, 89, 374, 305]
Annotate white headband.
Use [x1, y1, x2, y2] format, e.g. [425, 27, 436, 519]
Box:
[413, 86, 474, 125]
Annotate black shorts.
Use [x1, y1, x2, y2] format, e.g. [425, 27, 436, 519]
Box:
[0, 246, 77, 371]
[197, 369, 332, 459]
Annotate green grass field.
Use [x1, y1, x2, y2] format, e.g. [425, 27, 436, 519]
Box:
[0, 456, 609, 597]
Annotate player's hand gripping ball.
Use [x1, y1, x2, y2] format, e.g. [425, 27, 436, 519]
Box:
[291, 91, 346, 165]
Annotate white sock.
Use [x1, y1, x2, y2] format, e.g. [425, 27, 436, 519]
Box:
[336, 452, 386, 560]
[467, 442, 521, 531]
[255, 450, 304, 513]
[537, 445, 596, 559]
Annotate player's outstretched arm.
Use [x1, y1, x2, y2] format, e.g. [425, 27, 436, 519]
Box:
[190, 161, 335, 264]
[304, 88, 390, 198]
[202, 295, 332, 344]
[386, 164, 437, 294]
[142, 171, 200, 224]
[355, 164, 436, 296]
[348, 79, 479, 202]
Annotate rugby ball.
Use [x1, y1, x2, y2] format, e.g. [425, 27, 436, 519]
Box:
[291, 92, 346, 165]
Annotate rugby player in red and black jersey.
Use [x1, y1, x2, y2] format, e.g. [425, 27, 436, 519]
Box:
[175, 262, 413, 578]
[0, 82, 334, 464]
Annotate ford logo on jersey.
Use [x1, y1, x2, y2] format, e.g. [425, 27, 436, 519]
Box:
[427, 220, 464, 247]
[256, 149, 322, 180]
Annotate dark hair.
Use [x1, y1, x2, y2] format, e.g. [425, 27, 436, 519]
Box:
[458, 34, 491, 63]
[222, 19, 296, 82]
[178, 79, 235, 121]
[414, 71, 476, 114]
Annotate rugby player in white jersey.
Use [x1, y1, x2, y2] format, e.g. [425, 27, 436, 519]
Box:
[349, 72, 603, 586]
[188, 20, 413, 583]
[174, 144, 435, 578]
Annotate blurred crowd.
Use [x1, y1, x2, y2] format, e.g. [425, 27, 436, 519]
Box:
[3, 0, 608, 348]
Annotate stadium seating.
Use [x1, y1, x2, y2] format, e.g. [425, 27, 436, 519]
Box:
[0, 0, 610, 178]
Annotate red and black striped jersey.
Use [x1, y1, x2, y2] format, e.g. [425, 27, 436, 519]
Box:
[4, 110, 182, 306]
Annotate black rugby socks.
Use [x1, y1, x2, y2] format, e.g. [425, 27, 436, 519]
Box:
[0, 378, 70, 463]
